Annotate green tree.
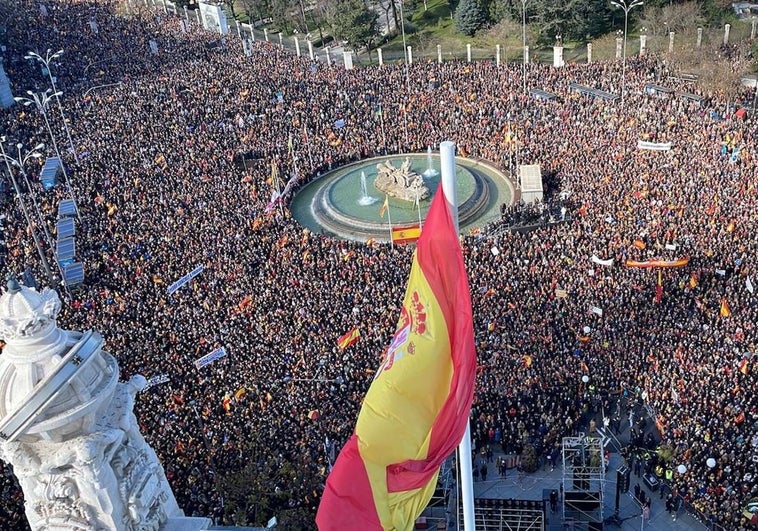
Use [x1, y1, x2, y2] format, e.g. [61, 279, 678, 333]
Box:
[454, 0, 486, 36]
[330, 0, 381, 57]
[533, 0, 614, 43]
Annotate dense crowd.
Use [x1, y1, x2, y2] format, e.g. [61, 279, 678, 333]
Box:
[0, 0, 756, 529]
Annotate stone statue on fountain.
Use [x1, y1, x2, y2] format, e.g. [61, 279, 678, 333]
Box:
[374, 157, 430, 202]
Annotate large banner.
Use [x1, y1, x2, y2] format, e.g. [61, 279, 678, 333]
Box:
[194, 346, 228, 370]
[167, 265, 204, 295]
[637, 140, 672, 151]
[198, 2, 229, 34]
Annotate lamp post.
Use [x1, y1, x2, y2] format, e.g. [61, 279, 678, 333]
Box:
[399, 0, 410, 149]
[611, 0, 643, 105]
[15, 90, 79, 219]
[0, 137, 55, 285]
[520, 0, 528, 94]
[15, 143, 55, 253]
[24, 49, 78, 162]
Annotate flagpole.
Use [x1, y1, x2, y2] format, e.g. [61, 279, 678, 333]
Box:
[386, 196, 394, 248]
[304, 124, 314, 169]
[440, 140, 475, 531]
[416, 189, 422, 229]
[289, 133, 299, 179]
[275, 163, 284, 217]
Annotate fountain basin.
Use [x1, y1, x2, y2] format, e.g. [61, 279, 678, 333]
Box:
[290, 153, 514, 241]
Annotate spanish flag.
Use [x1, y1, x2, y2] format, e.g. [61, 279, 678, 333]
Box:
[720, 298, 731, 317]
[222, 395, 232, 412]
[391, 224, 422, 245]
[317, 189, 476, 530]
[337, 327, 361, 350]
[379, 195, 389, 218]
[739, 358, 749, 375]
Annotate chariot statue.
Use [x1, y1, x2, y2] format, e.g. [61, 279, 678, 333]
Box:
[374, 157, 430, 202]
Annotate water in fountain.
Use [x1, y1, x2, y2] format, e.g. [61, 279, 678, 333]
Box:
[357, 171, 378, 206]
[423, 146, 439, 178]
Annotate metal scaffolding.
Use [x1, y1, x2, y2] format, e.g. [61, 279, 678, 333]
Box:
[457, 498, 546, 531]
[561, 433, 606, 527]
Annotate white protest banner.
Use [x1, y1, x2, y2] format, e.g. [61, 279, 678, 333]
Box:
[591, 255, 614, 267]
[167, 265, 205, 295]
[144, 374, 170, 390]
[194, 346, 228, 370]
[637, 140, 672, 151]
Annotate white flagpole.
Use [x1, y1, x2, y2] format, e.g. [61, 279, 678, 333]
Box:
[386, 196, 394, 248]
[304, 124, 314, 169]
[416, 189, 422, 229]
[440, 140, 475, 530]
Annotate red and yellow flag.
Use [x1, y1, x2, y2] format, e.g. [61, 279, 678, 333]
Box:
[391, 224, 422, 245]
[720, 298, 731, 317]
[317, 189, 476, 530]
[337, 327, 361, 350]
[379, 195, 389, 218]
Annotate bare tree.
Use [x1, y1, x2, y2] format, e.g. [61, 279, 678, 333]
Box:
[639, 1, 704, 38]
[668, 39, 749, 114]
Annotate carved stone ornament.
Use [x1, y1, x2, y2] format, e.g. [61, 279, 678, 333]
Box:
[0, 281, 62, 341]
[374, 157, 430, 202]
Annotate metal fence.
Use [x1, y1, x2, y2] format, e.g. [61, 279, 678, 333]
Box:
[146, 0, 755, 72]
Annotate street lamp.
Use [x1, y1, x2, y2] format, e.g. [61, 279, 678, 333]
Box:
[14, 90, 79, 219]
[520, 0, 529, 94]
[24, 49, 78, 162]
[15, 143, 56, 254]
[0, 137, 55, 285]
[611, 0, 643, 104]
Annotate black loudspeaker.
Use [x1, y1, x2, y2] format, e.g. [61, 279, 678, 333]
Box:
[565, 491, 601, 512]
[617, 466, 631, 493]
[573, 467, 589, 490]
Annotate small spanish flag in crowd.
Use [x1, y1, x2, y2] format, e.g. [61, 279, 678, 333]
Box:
[234, 387, 247, 401]
[654, 270, 663, 304]
[720, 298, 731, 317]
[633, 239, 646, 250]
[739, 358, 749, 375]
[222, 395, 232, 412]
[523, 355, 533, 368]
[391, 224, 422, 245]
[337, 327, 361, 350]
[688, 273, 698, 289]
[379, 195, 389, 218]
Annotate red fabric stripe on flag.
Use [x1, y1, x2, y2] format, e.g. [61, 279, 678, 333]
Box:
[316, 435, 383, 531]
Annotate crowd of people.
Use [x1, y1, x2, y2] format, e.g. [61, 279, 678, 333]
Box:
[0, 0, 756, 529]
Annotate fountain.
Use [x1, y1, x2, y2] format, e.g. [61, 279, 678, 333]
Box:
[357, 171, 378, 206]
[423, 146, 439, 178]
[290, 153, 514, 242]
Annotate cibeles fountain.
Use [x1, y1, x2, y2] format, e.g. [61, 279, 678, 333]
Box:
[291, 150, 514, 242]
[0, 279, 209, 530]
